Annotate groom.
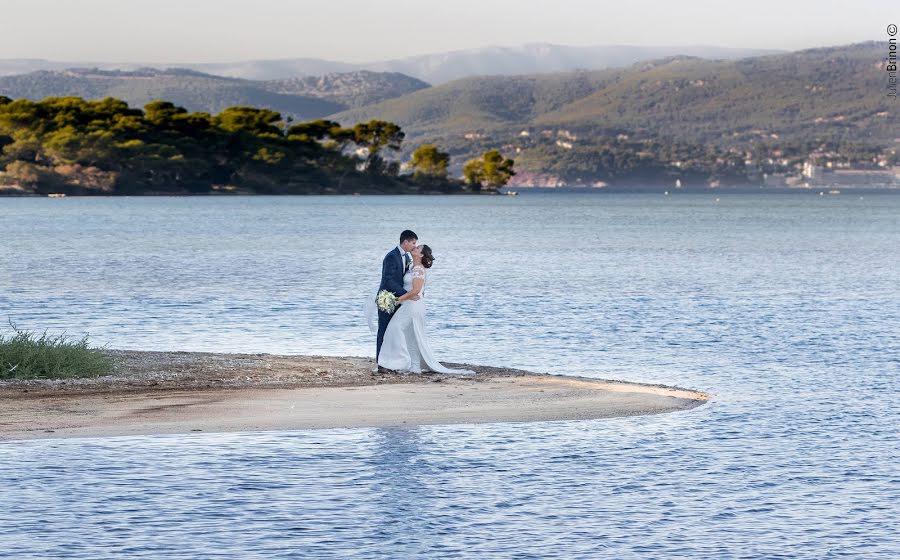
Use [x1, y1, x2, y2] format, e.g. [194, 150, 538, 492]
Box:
[376, 229, 419, 364]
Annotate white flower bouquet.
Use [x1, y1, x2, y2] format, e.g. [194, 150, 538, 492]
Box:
[376, 290, 399, 313]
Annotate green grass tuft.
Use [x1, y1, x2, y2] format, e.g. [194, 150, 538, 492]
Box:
[0, 322, 114, 380]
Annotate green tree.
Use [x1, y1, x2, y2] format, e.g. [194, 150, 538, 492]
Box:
[214, 106, 283, 136]
[463, 150, 515, 191]
[288, 119, 342, 143]
[144, 100, 188, 127]
[409, 144, 450, 179]
[43, 126, 82, 163]
[463, 158, 484, 189]
[481, 150, 516, 188]
[352, 120, 404, 172]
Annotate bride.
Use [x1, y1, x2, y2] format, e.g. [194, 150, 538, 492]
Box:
[376, 245, 474, 375]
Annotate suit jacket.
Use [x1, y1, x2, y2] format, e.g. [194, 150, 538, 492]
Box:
[379, 247, 408, 300]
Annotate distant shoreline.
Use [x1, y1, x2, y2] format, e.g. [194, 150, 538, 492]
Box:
[504, 185, 900, 194]
[0, 350, 709, 441]
[2, 186, 898, 197]
[0, 190, 497, 198]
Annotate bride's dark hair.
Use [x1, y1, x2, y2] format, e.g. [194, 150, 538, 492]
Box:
[420, 245, 435, 269]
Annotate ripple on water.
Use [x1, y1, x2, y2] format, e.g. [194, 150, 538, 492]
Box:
[1, 194, 899, 558]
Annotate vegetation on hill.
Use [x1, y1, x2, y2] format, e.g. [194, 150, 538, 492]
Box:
[0, 68, 429, 121]
[329, 70, 625, 135]
[265, 71, 430, 108]
[534, 46, 892, 145]
[332, 43, 892, 145]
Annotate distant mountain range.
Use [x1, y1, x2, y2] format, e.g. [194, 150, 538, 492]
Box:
[330, 42, 894, 147]
[0, 43, 781, 84]
[0, 68, 428, 119]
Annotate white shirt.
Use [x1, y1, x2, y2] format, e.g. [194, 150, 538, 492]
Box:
[397, 245, 410, 270]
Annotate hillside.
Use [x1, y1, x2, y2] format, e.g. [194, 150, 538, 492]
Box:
[265, 71, 429, 108]
[0, 68, 427, 119]
[534, 44, 892, 145]
[327, 42, 895, 185]
[329, 69, 626, 135]
[330, 42, 893, 147]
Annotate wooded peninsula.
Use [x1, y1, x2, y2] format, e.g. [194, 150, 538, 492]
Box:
[0, 96, 515, 196]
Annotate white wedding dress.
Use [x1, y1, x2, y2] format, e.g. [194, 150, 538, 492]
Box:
[375, 265, 475, 375]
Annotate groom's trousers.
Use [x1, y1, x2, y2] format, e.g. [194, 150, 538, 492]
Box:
[376, 309, 393, 361]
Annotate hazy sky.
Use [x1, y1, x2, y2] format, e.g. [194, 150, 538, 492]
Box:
[0, 0, 887, 62]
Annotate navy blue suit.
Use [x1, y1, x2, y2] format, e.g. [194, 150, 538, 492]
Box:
[376, 247, 408, 360]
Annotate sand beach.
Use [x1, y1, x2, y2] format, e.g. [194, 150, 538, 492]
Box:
[0, 351, 709, 441]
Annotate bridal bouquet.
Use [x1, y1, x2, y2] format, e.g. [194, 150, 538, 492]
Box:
[376, 290, 399, 313]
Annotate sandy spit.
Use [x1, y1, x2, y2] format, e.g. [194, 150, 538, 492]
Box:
[0, 351, 709, 441]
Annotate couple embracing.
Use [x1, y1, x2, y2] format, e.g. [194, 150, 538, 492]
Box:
[369, 230, 474, 376]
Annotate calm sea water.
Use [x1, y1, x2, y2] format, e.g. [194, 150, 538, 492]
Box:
[1, 193, 898, 558]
